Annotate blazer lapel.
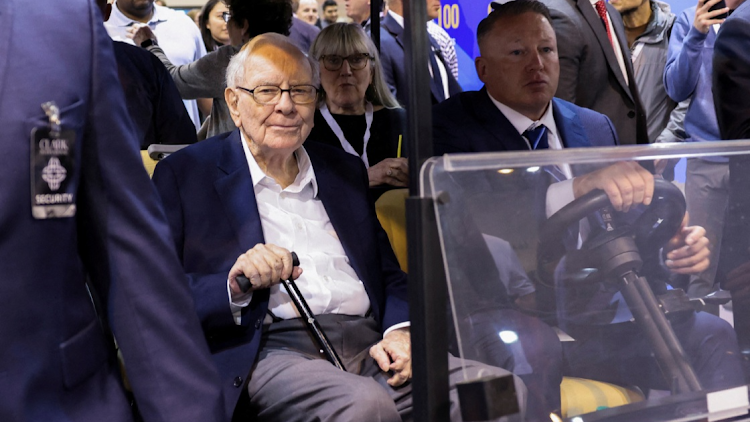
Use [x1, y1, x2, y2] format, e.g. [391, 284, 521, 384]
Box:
[576, 0, 631, 98]
[472, 87, 530, 151]
[381, 14, 404, 49]
[552, 98, 592, 149]
[305, 146, 370, 284]
[213, 131, 265, 250]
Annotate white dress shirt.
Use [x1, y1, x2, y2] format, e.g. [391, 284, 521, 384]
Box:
[105, 2, 207, 130]
[486, 92, 576, 217]
[588, 0, 629, 86]
[230, 134, 409, 336]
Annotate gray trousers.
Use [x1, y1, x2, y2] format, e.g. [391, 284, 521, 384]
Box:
[685, 159, 730, 314]
[245, 314, 526, 422]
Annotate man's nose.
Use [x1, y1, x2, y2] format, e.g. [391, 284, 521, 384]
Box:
[275, 90, 296, 113]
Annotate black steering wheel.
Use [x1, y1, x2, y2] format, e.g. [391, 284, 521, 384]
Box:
[536, 178, 686, 287]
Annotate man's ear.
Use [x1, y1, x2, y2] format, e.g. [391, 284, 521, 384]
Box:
[225, 87, 243, 128]
[240, 19, 251, 44]
[475, 56, 487, 83]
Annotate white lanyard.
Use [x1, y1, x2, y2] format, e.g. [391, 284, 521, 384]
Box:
[320, 102, 374, 168]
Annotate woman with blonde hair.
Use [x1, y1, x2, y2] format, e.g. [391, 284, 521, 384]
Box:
[308, 23, 408, 197]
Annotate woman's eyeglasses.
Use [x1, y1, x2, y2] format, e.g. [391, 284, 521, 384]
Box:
[319, 53, 372, 71]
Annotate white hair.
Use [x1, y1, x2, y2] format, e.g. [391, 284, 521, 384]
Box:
[225, 33, 320, 89]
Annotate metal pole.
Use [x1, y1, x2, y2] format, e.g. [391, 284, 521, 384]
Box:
[370, 0, 381, 51]
[403, 0, 450, 421]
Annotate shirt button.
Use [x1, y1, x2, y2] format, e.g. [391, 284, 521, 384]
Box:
[627, 110, 636, 118]
[233, 376, 243, 387]
[255, 319, 262, 329]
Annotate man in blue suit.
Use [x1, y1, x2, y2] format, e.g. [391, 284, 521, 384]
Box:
[433, 1, 745, 417]
[152, 33, 523, 421]
[0, 0, 224, 421]
[380, 0, 461, 105]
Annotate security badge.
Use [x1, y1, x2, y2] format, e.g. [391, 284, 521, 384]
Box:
[30, 101, 76, 219]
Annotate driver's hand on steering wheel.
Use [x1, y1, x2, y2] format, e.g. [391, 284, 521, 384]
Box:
[663, 212, 710, 275]
[573, 162, 654, 213]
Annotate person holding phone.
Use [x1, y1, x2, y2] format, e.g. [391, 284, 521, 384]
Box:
[663, 0, 733, 315]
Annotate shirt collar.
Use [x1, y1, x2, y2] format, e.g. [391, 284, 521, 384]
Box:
[240, 131, 318, 196]
[110, 1, 168, 27]
[388, 10, 405, 28]
[486, 91, 558, 140]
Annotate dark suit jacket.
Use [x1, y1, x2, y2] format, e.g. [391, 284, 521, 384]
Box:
[0, 1, 224, 421]
[380, 13, 461, 106]
[540, 0, 648, 145]
[713, 0, 750, 141]
[289, 16, 321, 54]
[152, 131, 409, 418]
[114, 41, 197, 149]
[433, 87, 619, 155]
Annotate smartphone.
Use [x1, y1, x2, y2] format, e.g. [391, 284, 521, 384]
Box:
[707, 0, 729, 20]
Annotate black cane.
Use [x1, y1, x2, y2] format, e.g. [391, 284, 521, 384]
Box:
[236, 252, 346, 371]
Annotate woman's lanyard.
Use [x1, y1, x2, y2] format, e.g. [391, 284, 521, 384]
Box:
[320, 102, 374, 168]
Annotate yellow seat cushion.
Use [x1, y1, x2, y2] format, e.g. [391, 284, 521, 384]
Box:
[375, 188, 409, 272]
[141, 150, 158, 178]
[560, 376, 644, 418]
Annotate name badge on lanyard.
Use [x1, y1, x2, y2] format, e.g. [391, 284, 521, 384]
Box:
[30, 102, 77, 219]
[320, 102, 374, 168]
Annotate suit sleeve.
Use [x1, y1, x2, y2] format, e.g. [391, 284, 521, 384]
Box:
[151, 54, 199, 146]
[713, 16, 750, 140]
[146, 44, 232, 100]
[433, 101, 469, 155]
[550, 9, 583, 103]
[81, 4, 224, 421]
[663, 10, 706, 102]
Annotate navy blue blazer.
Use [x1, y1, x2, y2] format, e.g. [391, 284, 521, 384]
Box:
[433, 87, 619, 155]
[0, 1, 223, 421]
[380, 14, 462, 106]
[152, 130, 409, 418]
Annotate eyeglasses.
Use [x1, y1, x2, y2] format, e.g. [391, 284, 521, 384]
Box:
[222, 11, 231, 23]
[319, 53, 372, 71]
[236, 85, 319, 105]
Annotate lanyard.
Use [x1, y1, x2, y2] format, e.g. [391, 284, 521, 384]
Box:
[320, 102, 374, 168]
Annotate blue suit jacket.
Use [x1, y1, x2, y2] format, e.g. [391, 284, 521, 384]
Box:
[152, 131, 409, 418]
[433, 87, 619, 155]
[0, 1, 223, 421]
[379, 14, 462, 106]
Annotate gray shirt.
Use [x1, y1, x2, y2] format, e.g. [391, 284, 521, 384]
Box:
[147, 43, 239, 139]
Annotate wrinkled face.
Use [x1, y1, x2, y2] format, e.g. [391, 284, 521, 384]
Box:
[206, 2, 230, 44]
[609, 0, 647, 14]
[227, 47, 317, 156]
[298, 0, 319, 24]
[426, 0, 441, 20]
[320, 53, 373, 113]
[475, 12, 559, 120]
[323, 4, 339, 22]
[345, 0, 370, 23]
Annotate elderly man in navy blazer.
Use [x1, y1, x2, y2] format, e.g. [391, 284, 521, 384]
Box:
[152, 32, 522, 421]
[0, 0, 225, 421]
[434, 1, 745, 418]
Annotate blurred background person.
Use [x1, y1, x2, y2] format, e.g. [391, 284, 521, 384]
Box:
[290, 0, 321, 52]
[321, 0, 340, 28]
[105, 0, 208, 130]
[664, 0, 733, 314]
[187, 7, 201, 26]
[297, 0, 320, 25]
[199, 0, 230, 52]
[131, 0, 293, 139]
[346, 0, 372, 26]
[308, 23, 409, 198]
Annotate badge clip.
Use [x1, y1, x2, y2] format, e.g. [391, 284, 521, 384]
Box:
[41, 101, 62, 139]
